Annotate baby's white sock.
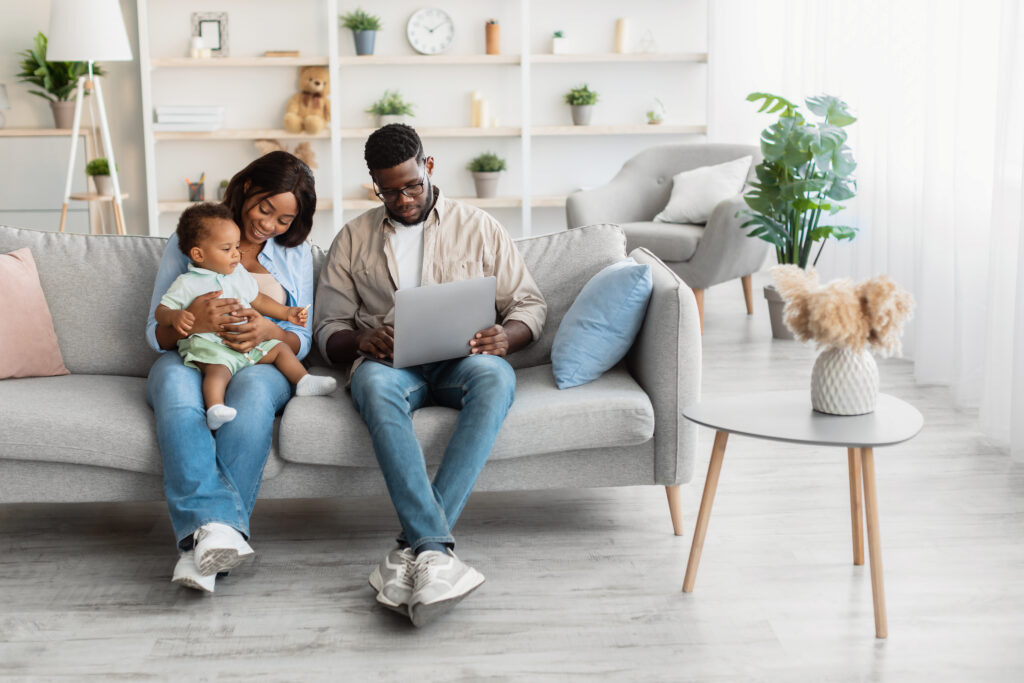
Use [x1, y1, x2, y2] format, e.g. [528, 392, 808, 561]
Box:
[296, 374, 338, 397]
[206, 404, 237, 430]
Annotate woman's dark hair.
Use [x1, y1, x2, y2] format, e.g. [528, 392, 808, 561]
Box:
[176, 202, 235, 256]
[222, 151, 316, 248]
[364, 123, 424, 172]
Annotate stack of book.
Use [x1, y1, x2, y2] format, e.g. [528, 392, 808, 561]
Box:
[152, 106, 224, 132]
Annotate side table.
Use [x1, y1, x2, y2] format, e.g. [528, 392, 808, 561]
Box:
[681, 390, 923, 639]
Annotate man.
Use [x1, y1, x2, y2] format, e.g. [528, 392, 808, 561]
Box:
[314, 124, 546, 627]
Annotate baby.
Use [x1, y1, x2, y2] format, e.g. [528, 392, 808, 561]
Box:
[156, 203, 336, 430]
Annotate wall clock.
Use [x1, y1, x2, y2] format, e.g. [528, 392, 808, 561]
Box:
[406, 7, 455, 55]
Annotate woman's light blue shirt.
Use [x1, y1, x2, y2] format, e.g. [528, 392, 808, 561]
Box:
[146, 233, 314, 360]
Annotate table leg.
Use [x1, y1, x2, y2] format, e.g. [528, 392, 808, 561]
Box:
[860, 447, 888, 638]
[847, 447, 864, 565]
[682, 430, 729, 592]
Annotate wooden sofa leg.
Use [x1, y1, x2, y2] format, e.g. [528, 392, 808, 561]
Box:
[665, 485, 685, 536]
[741, 275, 754, 315]
[693, 289, 704, 334]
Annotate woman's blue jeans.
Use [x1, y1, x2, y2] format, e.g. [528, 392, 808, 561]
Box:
[146, 351, 292, 549]
[350, 354, 516, 552]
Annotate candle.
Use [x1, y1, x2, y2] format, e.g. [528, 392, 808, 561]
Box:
[614, 18, 629, 54]
[470, 91, 483, 127]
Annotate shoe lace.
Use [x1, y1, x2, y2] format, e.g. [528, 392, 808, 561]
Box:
[400, 551, 417, 589]
[411, 551, 448, 587]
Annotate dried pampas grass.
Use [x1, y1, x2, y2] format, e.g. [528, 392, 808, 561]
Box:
[771, 265, 914, 357]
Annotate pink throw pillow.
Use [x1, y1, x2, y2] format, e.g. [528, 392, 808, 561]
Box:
[0, 248, 70, 379]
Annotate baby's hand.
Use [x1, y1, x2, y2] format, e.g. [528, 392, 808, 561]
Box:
[172, 310, 195, 337]
[286, 305, 310, 326]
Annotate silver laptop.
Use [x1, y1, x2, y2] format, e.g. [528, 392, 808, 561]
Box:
[362, 276, 497, 369]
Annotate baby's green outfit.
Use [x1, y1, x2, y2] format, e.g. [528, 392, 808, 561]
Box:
[160, 263, 280, 374]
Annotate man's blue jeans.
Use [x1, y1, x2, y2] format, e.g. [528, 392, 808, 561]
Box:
[350, 354, 516, 552]
[146, 351, 292, 548]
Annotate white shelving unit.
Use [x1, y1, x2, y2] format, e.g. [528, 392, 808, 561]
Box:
[137, 0, 707, 241]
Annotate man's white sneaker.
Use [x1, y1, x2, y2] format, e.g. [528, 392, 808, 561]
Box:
[368, 546, 416, 614]
[193, 522, 254, 576]
[171, 550, 215, 593]
[408, 549, 485, 627]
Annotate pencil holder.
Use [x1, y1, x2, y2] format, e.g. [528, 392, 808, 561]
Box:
[187, 181, 205, 202]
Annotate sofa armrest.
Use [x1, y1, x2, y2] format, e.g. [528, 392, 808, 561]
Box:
[566, 177, 660, 228]
[626, 247, 701, 485]
[675, 194, 770, 290]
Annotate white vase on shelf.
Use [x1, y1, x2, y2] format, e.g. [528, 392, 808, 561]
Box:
[810, 346, 879, 415]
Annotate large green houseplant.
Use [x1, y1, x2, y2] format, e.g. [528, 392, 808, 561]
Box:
[738, 92, 858, 338]
[17, 31, 105, 128]
[739, 92, 858, 269]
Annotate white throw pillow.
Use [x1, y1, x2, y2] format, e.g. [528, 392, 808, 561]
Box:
[653, 155, 753, 225]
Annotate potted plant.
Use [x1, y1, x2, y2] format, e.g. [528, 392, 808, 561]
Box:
[564, 84, 598, 125]
[738, 92, 858, 339]
[16, 31, 105, 129]
[339, 8, 382, 56]
[366, 90, 415, 126]
[85, 157, 116, 196]
[467, 151, 507, 198]
[646, 97, 665, 125]
[551, 30, 568, 55]
[217, 179, 229, 201]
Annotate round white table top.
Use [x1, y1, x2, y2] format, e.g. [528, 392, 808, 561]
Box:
[682, 390, 923, 448]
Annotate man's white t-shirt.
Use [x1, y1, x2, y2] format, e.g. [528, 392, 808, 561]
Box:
[389, 220, 424, 290]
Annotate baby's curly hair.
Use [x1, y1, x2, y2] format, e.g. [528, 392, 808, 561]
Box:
[176, 202, 235, 256]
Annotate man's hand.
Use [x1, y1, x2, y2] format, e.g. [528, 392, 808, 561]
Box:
[469, 324, 510, 357]
[357, 325, 394, 359]
[169, 309, 195, 337]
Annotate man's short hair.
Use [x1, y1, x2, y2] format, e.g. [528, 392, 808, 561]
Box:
[364, 123, 424, 172]
[176, 202, 235, 256]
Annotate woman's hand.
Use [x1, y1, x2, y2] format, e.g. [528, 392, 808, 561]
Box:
[218, 306, 282, 352]
[186, 291, 245, 335]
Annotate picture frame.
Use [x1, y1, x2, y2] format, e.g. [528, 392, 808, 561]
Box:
[191, 12, 229, 57]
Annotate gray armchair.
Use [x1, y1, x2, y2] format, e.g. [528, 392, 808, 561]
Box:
[566, 143, 769, 332]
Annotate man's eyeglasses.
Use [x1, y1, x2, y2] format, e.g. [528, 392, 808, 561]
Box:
[374, 172, 428, 203]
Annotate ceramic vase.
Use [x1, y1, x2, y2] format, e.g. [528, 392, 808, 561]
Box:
[378, 114, 406, 126]
[92, 175, 113, 196]
[353, 30, 376, 56]
[51, 101, 76, 129]
[811, 346, 879, 415]
[571, 104, 593, 126]
[763, 284, 795, 340]
[472, 171, 501, 198]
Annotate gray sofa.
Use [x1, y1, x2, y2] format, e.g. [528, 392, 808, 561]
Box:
[567, 144, 769, 331]
[0, 223, 701, 534]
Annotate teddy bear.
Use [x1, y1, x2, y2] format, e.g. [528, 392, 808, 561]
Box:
[283, 66, 330, 135]
[253, 139, 317, 169]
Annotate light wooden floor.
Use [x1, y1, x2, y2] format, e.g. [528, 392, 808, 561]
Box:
[3, 272, 1024, 681]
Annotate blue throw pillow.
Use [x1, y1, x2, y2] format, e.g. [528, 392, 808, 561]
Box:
[551, 258, 653, 389]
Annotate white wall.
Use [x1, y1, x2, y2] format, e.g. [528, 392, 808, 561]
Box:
[0, 0, 146, 235]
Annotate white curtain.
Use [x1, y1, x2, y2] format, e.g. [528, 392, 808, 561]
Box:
[709, 0, 1024, 458]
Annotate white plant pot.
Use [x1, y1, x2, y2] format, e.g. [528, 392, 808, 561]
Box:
[378, 114, 407, 127]
[92, 175, 114, 196]
[551, 37, 569, 54]
[811, 346, 879, 415]
[570, 104, 593, 126]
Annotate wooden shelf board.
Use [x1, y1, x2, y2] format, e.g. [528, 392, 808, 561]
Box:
[343, 126, 522, 139]
[337, 54, 520, 66]
[531, 52, 708, 64]
[530, 195, 568, 207]
[341, 197, 524, 210]
[532, 124, 707, 136]
[154, 129, 330, 141]
[69, 192, 129, 202]
[0, 128, 92, 137]
[150, 56, 329, 68]
[159, 198, 333, 213]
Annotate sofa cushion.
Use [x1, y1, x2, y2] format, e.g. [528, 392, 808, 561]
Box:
[0, 226, 163, 377]
[0, 374, 285, 478]
[279, 363, 654, 468]
[620, 221, 703, 263]
[508, 224, 627, 370]
[552, 258, 653, 389]
[0, 248, 69, 379]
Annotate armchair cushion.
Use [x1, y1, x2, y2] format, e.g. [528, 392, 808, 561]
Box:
[654, 155, 752, 225]
[620, 221, 704, 263]
[551, 258, 653, 389]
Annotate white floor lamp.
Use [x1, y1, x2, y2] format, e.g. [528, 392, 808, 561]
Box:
[48, 0, 133, 235]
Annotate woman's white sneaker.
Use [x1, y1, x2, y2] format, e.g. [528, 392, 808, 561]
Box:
[193, 522, 254, 576]
[171, 550, 215, 593]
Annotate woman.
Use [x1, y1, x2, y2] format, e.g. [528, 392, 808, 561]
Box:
[145, 151, 316, 592]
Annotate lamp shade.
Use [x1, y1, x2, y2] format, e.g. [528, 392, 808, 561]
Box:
[47, 0, 133, 62]
[0, 85, 9, 110]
